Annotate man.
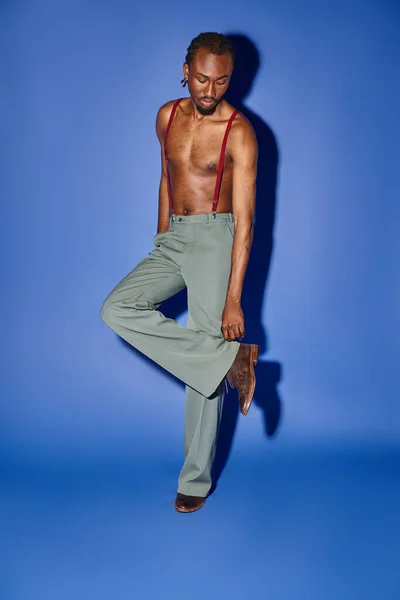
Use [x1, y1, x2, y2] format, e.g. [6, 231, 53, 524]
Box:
[101, 32, 259, 513]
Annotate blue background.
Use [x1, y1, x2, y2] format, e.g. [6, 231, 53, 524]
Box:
[2, 1, 400, 599]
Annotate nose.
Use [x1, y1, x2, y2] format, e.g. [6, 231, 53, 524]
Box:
[205, 81, 216, 98]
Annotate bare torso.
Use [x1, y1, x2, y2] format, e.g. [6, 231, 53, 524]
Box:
[164, 98, 242, 215]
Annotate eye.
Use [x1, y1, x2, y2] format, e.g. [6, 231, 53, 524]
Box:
[197, 78, 207, 84]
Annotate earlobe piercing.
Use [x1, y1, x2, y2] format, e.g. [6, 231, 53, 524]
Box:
[181, 78, 188, 87]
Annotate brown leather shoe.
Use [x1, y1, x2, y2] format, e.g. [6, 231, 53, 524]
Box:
[226, 343, 259, 416]
[174, 493, 206, 513]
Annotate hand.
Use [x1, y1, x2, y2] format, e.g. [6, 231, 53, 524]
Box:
[221, 302, 245, 341]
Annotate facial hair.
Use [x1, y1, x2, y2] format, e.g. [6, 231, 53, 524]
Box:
[195, 100, 219, 116]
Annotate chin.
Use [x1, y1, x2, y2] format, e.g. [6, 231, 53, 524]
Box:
[195, 101, 218, 116]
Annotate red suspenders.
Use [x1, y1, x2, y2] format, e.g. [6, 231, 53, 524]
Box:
[163, 99, 182, 216]
[212, 109, 239, 214]
[163, 98, 239, 217]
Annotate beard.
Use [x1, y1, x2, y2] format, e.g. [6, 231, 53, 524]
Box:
[195, 99, 219, 116]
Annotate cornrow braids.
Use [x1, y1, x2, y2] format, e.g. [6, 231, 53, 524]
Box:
[185, 32, 236, 67]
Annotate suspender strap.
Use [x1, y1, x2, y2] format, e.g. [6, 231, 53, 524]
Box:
[212, 109, 239, 215]
[164, 99, 182, 215]
[164, 102, 239, 217]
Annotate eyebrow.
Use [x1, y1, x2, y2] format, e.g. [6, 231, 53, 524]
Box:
[196, 72, 229, 81]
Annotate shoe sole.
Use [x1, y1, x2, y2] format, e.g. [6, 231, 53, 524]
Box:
[174, 499, 207, 513]
[241, 344, 259, 416]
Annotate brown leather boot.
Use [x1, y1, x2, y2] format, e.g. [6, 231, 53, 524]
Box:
[174, 493, 206, 513]
[226, 343, 259, 416]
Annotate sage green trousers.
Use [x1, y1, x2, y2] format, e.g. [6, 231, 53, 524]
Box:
[100, 213, 240, 497]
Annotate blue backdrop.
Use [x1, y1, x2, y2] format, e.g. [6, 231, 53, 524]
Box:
[3, 1, 400, 599]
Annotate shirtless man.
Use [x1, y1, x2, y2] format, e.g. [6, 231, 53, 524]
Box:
[101, 32, 259, 513]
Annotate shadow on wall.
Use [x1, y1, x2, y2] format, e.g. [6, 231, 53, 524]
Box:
[119, 33, 283, 491]
[212, 33, 283, 490]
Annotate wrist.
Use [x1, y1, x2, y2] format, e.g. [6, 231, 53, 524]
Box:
[225, 295, 241, 307]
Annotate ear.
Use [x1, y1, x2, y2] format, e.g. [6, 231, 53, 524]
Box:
[183, 62, 189, 80]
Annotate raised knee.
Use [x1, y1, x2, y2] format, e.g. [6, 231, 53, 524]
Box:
[100, 293, 149, 326]
[100, 294, 118, 326]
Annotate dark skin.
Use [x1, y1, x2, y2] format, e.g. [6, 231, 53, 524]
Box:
[156, 47, 258, 342]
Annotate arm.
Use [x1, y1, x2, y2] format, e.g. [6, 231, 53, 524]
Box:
[155, 102, 174, 234]
[221, 118, 258, 342]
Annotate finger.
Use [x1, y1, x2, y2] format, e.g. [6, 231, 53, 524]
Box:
[222, 325, 230, 341]
[229, 326, 237, 341]
[233, 325, 241, 340]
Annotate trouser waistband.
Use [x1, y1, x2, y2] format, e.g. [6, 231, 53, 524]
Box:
[170, 212, 234, 224]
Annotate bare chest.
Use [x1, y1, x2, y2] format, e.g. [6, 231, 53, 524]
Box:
[165, 119, 233, 174]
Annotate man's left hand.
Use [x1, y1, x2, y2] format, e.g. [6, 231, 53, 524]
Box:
[221, 302, 245, 341]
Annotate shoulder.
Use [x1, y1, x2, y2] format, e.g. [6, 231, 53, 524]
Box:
[229, 112, 257, 147]
[156, 99, 184, 140]
[228, 112, 258, 162]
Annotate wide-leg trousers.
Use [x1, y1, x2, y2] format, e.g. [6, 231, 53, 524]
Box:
[100, 212, 240, 497]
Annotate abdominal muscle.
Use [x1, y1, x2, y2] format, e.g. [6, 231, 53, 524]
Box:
[168, 165, 234, 215]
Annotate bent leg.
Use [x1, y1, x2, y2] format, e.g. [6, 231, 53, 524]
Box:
[100, 245, 237, 397]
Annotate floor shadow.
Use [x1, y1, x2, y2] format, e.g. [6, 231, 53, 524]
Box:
[118, 33, 284, 493]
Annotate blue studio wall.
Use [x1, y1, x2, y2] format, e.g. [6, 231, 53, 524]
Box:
[3, 1, 400, 453]
[3, 2, 400, 600]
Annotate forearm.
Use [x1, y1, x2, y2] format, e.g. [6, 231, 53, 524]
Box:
[226, 220, 254, 304]
[157, 174, 170, 233]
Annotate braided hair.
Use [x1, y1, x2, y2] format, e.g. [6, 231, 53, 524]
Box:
[185, 32, 236, 67]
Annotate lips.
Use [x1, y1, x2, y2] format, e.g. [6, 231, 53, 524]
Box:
[200, 99, 215, 106]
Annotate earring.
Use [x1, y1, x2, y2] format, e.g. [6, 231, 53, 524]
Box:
[181, 78, 188, 88]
